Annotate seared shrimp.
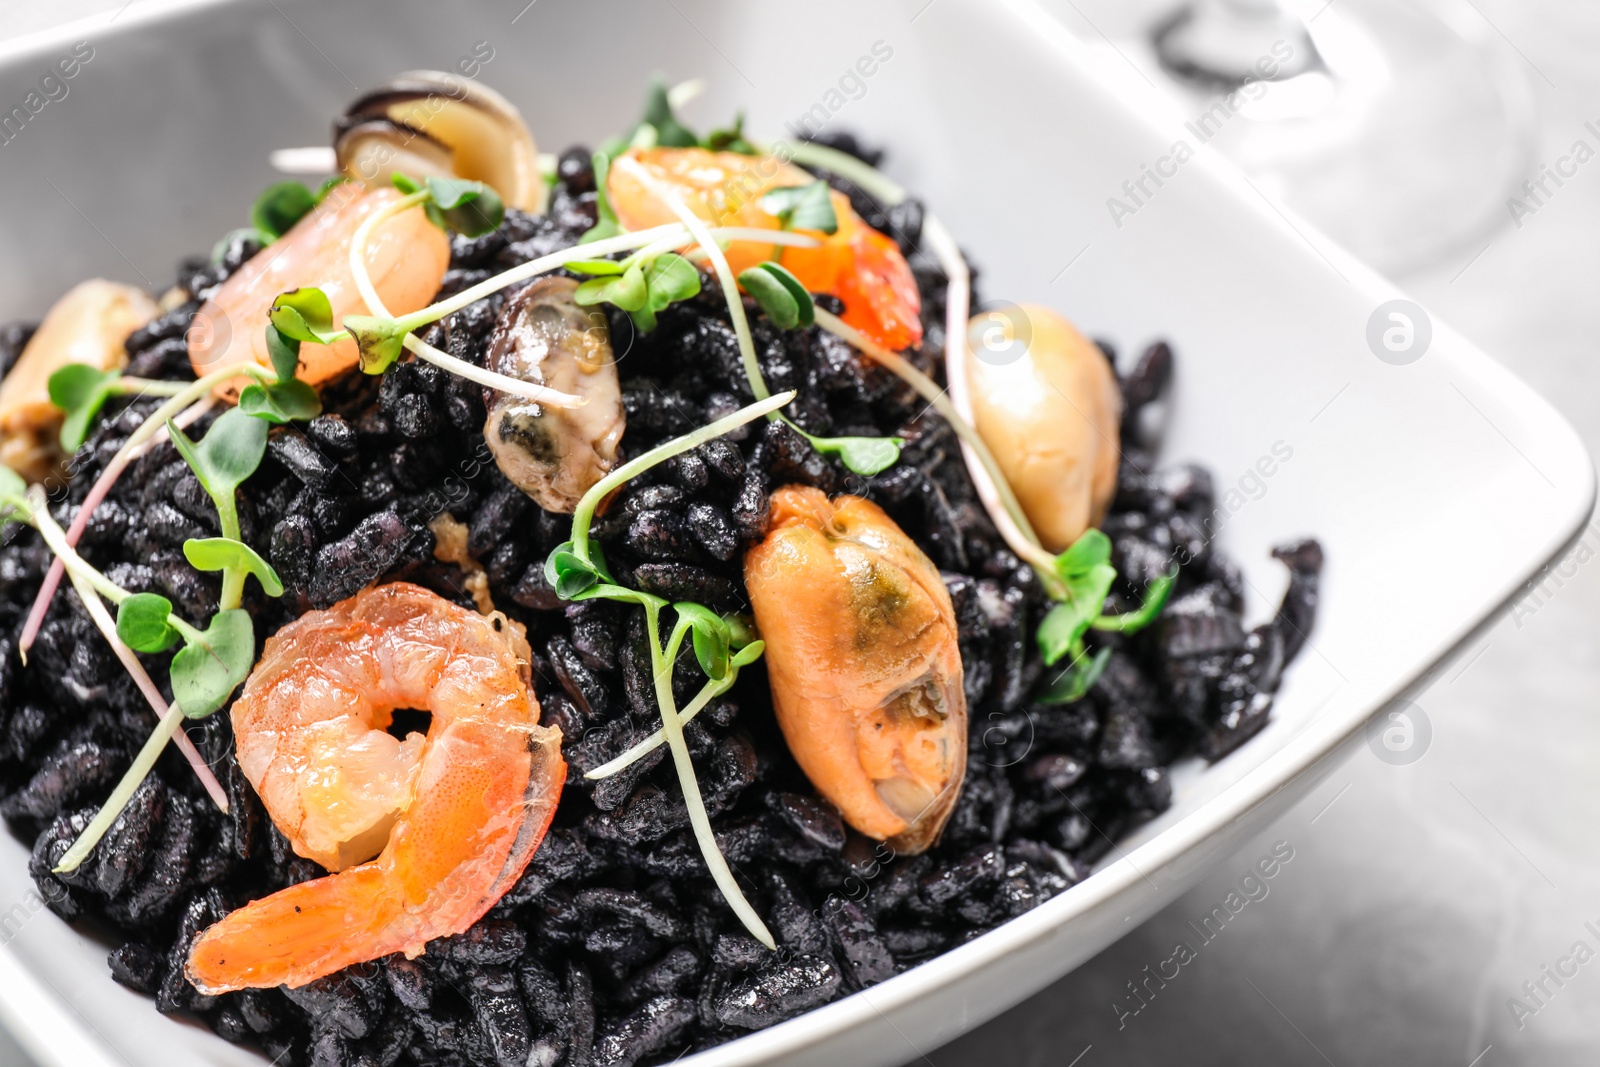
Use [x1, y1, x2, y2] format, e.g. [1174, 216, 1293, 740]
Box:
[186, 583, 563, 993]
[744, 486, 965, 854]
[188, 183, 449, 394]
[609, 147, 922, 351]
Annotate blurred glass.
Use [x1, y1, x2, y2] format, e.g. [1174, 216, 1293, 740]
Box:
[1138, 0, 1538, 273]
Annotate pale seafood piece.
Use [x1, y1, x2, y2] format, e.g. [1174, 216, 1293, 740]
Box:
[483, 276, 624, 513]
[965, 305, 1122, 553]
[185, 583, 564, 993]
[0, 280, 157, 481]
[745, 486, 966, 854]
[187, 184, 449, 395]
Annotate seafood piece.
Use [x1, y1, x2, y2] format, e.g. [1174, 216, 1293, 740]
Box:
[483, 276, 624, 513]
[336, 70, 545, 213]
[608, 147, 922, 351]
[188, 183, 450, 394]
[744, 486, 965, 854]
[185, 583, 564, 993]
[0, 280, 157, 481]
[965, 305, 1121, 552]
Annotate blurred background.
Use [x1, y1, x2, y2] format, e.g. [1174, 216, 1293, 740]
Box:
[1, 0, 1597, 1065]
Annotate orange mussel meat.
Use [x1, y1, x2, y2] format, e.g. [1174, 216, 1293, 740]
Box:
[744, 486, 966, 854]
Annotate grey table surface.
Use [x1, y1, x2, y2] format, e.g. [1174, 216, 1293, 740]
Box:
[1, 1, 1597, 1066]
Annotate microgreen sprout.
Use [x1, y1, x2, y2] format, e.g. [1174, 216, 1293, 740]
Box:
[47, 365, 189, 452]
[237, 326, 322, 424]
[572, 249, 701, 334]
[0, 475, 249, 869]
[547, 390, 794, 949]
[611, 155, 902, 477]
[581, 151, 623, 244]
[759, 182, 838, 236]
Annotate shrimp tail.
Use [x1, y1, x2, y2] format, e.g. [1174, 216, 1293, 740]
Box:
[187, 722, 564, 994]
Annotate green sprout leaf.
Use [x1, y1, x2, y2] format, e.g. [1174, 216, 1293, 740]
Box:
[544, 540, 615, 599]
[581, 152, 623, 244]
[342, 315, 411, 375]
[169, 609, 254, 718]
[738, 266, 801, 330]
[425, 176, 505, 237]
[184, 537, 284, 597]
[1036, 532, 1118, 667]
[391, 172, 423, 195]
[645, 252, 701, 310]
[251, 181, 318, 242]
[1092, 571, 1177, 634]
[269, 288, 341, 345]
[238, 380, 322, 424]
[265, 324, 301, 384]
[674, 602, 732, 681]
[167, 408, 268, 539]
[638, 78, 699, 148]
[704, 111, 757, 155]
[575, 262, 649, 314]
[114, 592, 180, 653]
[48, 364, 122, 452]
[566, 259, 629, 276]
[810, 434, 903, 477]
[0, 463, 25, 502]
[760, 182, 839, 235]
[746, 261, 814, 328]
[1038, 646, 1111, 705]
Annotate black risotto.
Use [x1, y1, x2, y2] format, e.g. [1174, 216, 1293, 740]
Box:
[0, 137, 1320, 1067]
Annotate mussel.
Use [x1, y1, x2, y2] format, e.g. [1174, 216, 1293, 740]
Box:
[964, 304, 1121, 552]
[0, 280, 156, 481]
[335, 70, 544, 212]
[483, 276, 624, 512]
[745, 486, 967, 854]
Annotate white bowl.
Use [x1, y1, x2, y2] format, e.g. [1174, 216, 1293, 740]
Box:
[0, 1, 1590, 1065]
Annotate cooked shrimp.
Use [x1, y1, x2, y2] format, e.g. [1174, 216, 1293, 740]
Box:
[185, 583, 564, 993]
[744, 486, 965, 854]
[0, 280, 157, 482]
[188, 183, 450, 395]
[965, 305, 1121, 552]
[608, 147, 922, 351]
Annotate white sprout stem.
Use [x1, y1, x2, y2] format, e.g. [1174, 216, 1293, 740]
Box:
[113, 378, 191, 398]
[778, 140, 1055, 574]
[21, 366, 251, 657]
[54, 705, 185, 873]
[347, 190, 429, 316]
[570, 391, 795, 561]
[812, 309, 1058, 578]
[612, 156, 770, 403]
[64, 570, 229, 813]
[26, 488, 206, 643]
[649, 611, 775, 949]
[584, 674, 731, 780]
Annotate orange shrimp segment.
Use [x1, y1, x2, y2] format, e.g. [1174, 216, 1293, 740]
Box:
[744, 486, 965, 854]
[608, 147, 922, 351]
[187, 184, 450, 395]
[185, 583, 564, 994]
